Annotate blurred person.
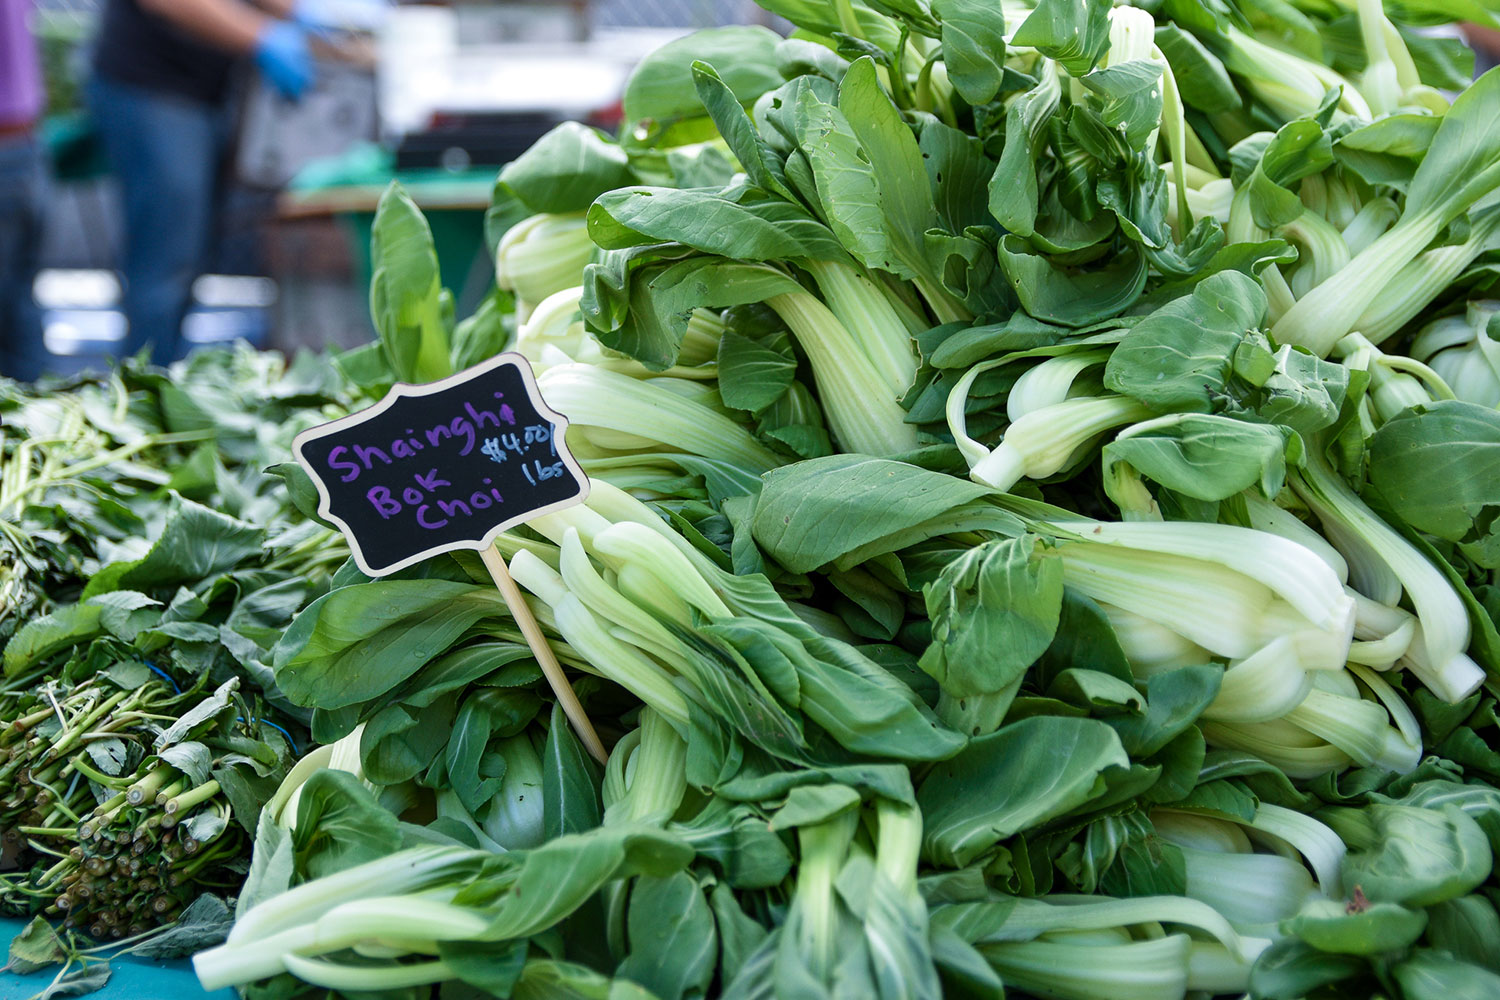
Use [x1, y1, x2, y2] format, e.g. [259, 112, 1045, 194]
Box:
[1464, 23, 1500, 75]
[87, 0, 317, 366]
[0, 0, 46, 382]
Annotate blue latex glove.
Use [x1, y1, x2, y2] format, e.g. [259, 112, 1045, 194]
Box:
[254, 21, 315, 101]
[293, 0, 389, 32]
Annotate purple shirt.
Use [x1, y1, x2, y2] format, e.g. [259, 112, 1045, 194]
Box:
[0, 0, 43, 128]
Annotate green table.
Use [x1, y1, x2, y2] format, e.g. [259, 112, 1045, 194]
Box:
[0, 917, 234, 1000]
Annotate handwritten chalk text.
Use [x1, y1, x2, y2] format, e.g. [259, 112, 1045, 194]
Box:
[326, 396, 518, 483]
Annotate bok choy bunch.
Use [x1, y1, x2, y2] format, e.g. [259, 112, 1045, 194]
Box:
[192, 0, 1500, 996]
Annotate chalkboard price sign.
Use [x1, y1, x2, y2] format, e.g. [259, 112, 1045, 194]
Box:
[294, 353, 590, 577]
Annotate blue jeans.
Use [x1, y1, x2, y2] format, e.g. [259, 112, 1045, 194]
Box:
[0, 134, 47, 382]
[87, 75, 227, 366]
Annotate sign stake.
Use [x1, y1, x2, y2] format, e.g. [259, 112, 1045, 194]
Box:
[480, 543, 607, 764]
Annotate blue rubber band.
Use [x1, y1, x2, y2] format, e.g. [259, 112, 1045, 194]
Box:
[145, 662, 182, 695]
[237, 715, 300, 755]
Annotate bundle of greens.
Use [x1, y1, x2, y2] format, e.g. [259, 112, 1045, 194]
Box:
[0, 347, 351, 639]
[0, 349, 350, 961]
[0, 673, 277, 940]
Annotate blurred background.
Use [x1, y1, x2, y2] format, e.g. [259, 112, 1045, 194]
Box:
[1, 0, 782, 379]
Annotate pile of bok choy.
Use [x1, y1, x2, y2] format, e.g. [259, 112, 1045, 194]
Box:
[31, 0, 1500, 997]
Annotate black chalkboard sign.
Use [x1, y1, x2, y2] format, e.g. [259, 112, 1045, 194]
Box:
[294, 354, 589, 576]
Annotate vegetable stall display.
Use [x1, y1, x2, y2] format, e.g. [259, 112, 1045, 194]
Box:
[11, 0, 1500, 997]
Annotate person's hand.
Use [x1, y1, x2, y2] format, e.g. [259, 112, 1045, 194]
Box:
[254, 20, 315, 100]
[293, 0, 389, 33]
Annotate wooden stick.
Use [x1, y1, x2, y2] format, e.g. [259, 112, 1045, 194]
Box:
[480, 543, 607, 764]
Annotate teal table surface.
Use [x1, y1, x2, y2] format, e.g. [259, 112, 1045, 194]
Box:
[0, 917, 235, 1000]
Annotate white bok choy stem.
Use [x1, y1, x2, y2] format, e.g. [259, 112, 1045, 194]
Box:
[280, 955, 455, 992]
[1098, 603, 1215, 674]
[602, 708, 688, 825]
[1283, 684, 1420, 773]
[1218, 26, 1370, 123]
[1241, 490, 1349, 584]
[494, 212, 594, 317]
[1069, 521, 1354, 635]
[1347, 618, 1416, 669]
[792, 810, 860, 981]
[1246, 804, 1347, 898]
[980, 934, 1192, 1000]
[536, 363, 781, 475]
[555, 531, 696, 667]
[1153, 806, 1344, 903]
[803, 258, 920, 399]
[1335, 342, 1455, 432]
[1341, 196, 1400, 257]
[1281, 210, 1351, 299]
[968, 894, 1270, 965]
[1172, 844, 1321, 932]
[1150, 812, 1255, 854]
[1006, 350, 1112, 421]
[513, 286, 586, 368]
[1410, 299, 1500, 408]
[1044, 520, 1355, 671]
[1270, 68, 1500, 356]
[1356, 204, 1500, 346]
[1348, 661, 1424, 752]
[1350, 588, 1416, 639]
[509, 543, 697, 727]
[204, 892, 485, 991]
[1203, 663, 1418, 778]
[765, 287, 920, 455]
[1356, 0, 1403, 115]
[198, 847, 488, 987]
[1203, 637, 1314, 724]
[1291, 444, 1485, 702]
[1058, 543, 1286, 660]
[552, 593, 695, 727]
[938, 892, 1270, 998]
[1201, 716, 1354, 779]
[516, 287, 721, 379]
[1102, 457, 1163, 521]
[592, 521, 732, 619]
[948, 372, 1151, 490]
